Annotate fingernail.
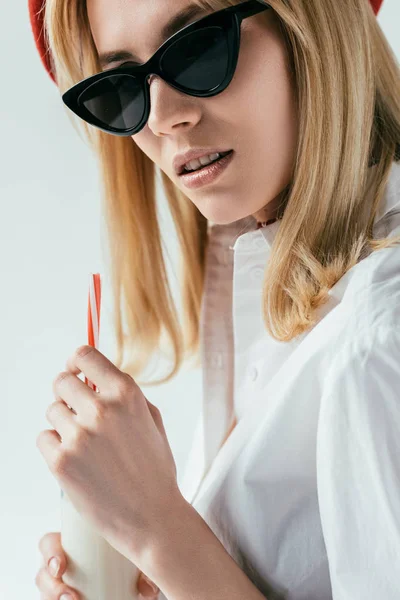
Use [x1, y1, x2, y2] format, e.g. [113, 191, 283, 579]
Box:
[149, 583, 160, 595]
[60, 594, 72, 600]
[48, 557, 60, 577]
[143, 576, 159, 594]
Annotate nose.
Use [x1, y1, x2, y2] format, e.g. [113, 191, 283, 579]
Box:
[145, 74, 202, 136]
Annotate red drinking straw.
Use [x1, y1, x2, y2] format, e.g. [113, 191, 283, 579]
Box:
[85, 273, 102, 392]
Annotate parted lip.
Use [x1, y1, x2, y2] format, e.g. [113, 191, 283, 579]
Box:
[173, 148, 233, 175]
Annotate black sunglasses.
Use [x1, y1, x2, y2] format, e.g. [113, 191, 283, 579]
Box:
[62, 0, 271, 136]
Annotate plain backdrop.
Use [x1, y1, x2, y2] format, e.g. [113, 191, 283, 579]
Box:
[1, 2, 399, 598]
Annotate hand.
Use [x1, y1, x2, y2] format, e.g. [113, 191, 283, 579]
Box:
[36, 345, 181, 569]
[35, 531, 160, 598]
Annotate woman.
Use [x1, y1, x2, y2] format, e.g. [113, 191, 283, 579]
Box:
[30, 0, 400, 599]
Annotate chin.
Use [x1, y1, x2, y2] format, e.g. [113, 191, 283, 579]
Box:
[198, 202, 259, 227]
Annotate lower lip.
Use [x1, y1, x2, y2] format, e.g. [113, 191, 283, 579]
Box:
[178, 151, 234, 189]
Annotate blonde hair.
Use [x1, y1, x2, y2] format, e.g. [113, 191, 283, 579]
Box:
[40, 0, 400, 386]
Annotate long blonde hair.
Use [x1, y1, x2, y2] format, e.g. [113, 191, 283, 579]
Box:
[40, 0, 400, 386]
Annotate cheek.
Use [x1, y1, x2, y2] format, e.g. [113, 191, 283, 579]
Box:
[240, 42, 298, 172]
[131, 131, 146, 153]
[254, 71, 297, 150]
[214, 23, 297, 139]
[131, 132, 161, 167]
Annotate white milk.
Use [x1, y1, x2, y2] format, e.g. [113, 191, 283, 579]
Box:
[61, 489, 141, 599]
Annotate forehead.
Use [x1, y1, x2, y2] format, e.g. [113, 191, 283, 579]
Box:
[86, 0, 207, 61]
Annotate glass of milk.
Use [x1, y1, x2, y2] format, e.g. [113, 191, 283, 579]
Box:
[61, 488, 141, 600]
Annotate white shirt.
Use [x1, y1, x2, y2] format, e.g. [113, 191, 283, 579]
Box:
[167, 159, 400, 600]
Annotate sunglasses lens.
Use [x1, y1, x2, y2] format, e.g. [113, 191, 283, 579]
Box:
[161, 26, 229, 91]
[78, 74, 145, 132]
[74, 25, 230, 133]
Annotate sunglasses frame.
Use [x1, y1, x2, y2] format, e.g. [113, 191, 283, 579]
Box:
[62, 0, 271, 136]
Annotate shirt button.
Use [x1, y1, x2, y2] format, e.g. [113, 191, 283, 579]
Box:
[249, 366, 258, 382]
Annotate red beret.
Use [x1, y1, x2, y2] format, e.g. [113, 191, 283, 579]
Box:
[28, 0, 385, 86]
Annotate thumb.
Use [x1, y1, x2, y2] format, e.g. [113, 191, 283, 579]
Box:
[137, 571, 160, 597]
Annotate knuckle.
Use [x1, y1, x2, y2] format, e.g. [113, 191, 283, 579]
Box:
[53, 371, 70, 388]
[36, 430, 47, 450]
[50, 448, 69, 475]
[115, 373, 135, 397]
[75, 344, 94, 358]
[45, 401, 57, 421]
[91, 399, 107, 425]
[34, 566, 44, 588]
[38, 532, 51, 554]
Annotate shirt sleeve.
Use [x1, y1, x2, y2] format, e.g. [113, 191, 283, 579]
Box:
[316, 323, 400, 599]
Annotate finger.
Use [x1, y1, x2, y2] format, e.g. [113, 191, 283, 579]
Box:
[38, 532, 67, 579]
[137, 571, 160, 597]
[45, 400, 80, 443]
[36, 429, 62, 468]
[65, 345, 131, 398]
[34, 565, 80, 600]
[52, 370, 98, 420]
